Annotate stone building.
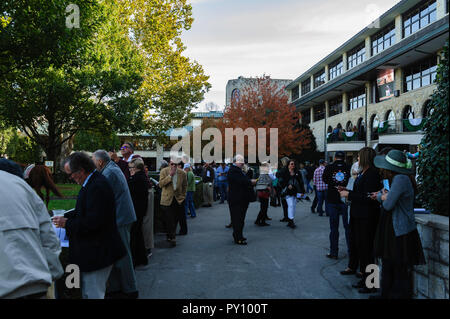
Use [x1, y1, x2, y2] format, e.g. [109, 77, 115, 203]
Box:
[285, 0, 449, 164]
[226, 76, 292, 107]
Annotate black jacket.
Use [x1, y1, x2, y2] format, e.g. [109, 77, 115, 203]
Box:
[279, 169, 305, 196]
[65, 171, 126, 272]
[202, 166, 215, 183]
[322, 160, 351, 204]
[128, 170, 149, 221]
[348, 167, 382, 219]
[227, 164, 253, 206]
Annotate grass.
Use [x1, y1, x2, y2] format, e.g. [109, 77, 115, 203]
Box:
[47, 183, 80, 211]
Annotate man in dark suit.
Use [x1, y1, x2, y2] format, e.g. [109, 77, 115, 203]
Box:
[52, 152, 126, 299]
[227, 155, 256, 245]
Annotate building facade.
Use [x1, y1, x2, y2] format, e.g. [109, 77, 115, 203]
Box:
[226, 76, 292, 107]
[286, 0, 449, 163]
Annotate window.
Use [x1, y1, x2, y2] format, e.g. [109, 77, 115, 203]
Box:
[314, 104, 325, 121]
[347, 43, 366, 70]
[348, 87, 366, 110]
[403, 0, 437, 37]
[314, 69, 326, 89]
[301, 109, 311, 124]
[346, 121, 353, 131]
[301, 79, 311, 95]
[328, 97, 343, 117]
[371, 23, 396, 55]
[329, 58, 343, 81]
[292, 86, 299, 101]
[370, 115, 380, 140]
[402, 105, 415, 119]
[404, 57, 437, 92]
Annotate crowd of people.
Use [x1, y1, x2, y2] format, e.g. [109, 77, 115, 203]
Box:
[0, 141, 426, 299]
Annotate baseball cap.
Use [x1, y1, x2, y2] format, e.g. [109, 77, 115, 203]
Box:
[183, 163, 191, 169]
[335, 151, 345, 159]
[319, 159, 325, 164]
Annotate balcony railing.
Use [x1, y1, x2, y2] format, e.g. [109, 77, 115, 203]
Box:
[327, 131, 366, 143]
[378, 118, 427, 135]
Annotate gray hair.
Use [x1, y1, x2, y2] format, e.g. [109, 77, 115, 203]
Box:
[233, 154, 245, 163]
[93, 149, 111, 164]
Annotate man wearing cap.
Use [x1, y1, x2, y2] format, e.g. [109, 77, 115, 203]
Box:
[216, 162, 229, 204]
[312, 159, 328, 216]
[184, 163, 197, 218]
[322, 151, 351, 259]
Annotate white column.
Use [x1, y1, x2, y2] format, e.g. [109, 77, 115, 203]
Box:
[437, 0, 447, 19]
[395, 14, 403, 41]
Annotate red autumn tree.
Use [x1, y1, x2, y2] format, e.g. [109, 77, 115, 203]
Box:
[217, 75, 311, 161]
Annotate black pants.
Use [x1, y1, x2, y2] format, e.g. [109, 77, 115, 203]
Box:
[355, 216, 378, 277]
[256, 197, 269, 223]
[381, 259, 413, 299]
[281, 198, 288, 219]
[176, 200, 187, 234]
[162, 199, 184, 240]
[229, 202, 249, 241]
[130, 217, 148, 266]
[347, 216, 359, 271]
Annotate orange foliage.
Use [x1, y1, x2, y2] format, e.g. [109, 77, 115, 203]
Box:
[216, 76, 311, 159]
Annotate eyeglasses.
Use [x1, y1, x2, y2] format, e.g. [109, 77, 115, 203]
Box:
[128, 166, 135, 170]
[170, 163, 176, 166]
[120, 146, 129, 150]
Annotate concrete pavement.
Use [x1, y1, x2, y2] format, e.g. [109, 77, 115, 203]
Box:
[136, 198, 372, 299]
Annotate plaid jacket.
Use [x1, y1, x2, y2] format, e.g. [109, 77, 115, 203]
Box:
[313, 166, 328, 191]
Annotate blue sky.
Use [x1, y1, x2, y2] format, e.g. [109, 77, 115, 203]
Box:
[182, 0, 402, 111]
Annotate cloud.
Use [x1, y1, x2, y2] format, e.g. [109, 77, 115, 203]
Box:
[183, 0, 401, 111]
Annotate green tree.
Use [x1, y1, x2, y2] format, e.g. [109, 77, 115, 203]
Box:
[417, 40, 449, 216]
[0, 1, 145, 169]
[5, 130, 42, 164]
[73, 130, 121, 152]
[0, 123, 15, 156]
[117, 0, 211, 141]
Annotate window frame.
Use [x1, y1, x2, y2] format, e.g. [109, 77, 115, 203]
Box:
[371, 23, 396, 56]
[347, 42, 366, 70]
[301, 79, 311, 96]
[328, 97, 343, 117]
[348, 87, 366, 111]
[313, 69, 326, 89]
[404, 56, 437, 92]
[314, 104, 326, 121]
[329, 58, 343, 81]
[403, 0, 437, 38]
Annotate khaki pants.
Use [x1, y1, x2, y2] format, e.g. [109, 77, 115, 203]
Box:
[203, 182, 213, 205]
[142, 188, 155, 250]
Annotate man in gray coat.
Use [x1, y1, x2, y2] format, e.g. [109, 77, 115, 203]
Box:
[92, 150, 138, 299]
[0, 161, 64, 299]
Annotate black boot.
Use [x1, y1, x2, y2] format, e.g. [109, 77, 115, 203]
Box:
[287, 219, 296, 228]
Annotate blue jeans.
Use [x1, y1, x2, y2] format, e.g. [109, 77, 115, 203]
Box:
[218, 181, 228, 203]
[327, 203, 350, 257]
[305, 179, 314, 193]
[185, 191, 196, 217]
[316, 190, 327, 215]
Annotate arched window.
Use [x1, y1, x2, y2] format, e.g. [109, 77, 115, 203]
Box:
[357, 118, 366, 140]
[402, 105, 415, 119]
[370, 114, 380, 140]
[346, 121, 353, 131]
[337, 123, 342, 129]
[327, 126, 333, 133]
[422, 100, 434, 118]
[385, 110, 397, 133]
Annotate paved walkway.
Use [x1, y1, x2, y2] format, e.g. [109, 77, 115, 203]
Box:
[136, 198, 370, 299]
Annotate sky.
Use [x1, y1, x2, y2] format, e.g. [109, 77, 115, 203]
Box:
[182, 0, 402, 111]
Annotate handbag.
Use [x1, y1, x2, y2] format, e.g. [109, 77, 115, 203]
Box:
[257, 189, 270, 199]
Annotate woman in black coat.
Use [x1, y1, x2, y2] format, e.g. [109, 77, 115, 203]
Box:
[128, 158, 150, 267]
[279, 159, 305, 228]
[339, 147, 382, 293]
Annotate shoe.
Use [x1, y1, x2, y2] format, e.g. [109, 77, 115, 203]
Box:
[358, 287, 377, 294]
[340, 269, 356, 275]
[305, 196, 310, 201]
[287, 220, 296, 228]
[352, 280, 365, 289]
[280, 217, 289, 222]
[265, 216, 272, 220]
[191, 215, 196, 218]
[225, 223, 232, 228]
[220, 201, 224, 204]
[208, 204, 212, 207]
[147, 249, 152, 259]
[258, 222, 270, 226]
[318, 213, 323, 216]
[356, 272, 364, 279]
[310, 207, 316, 213]
[234, 239, 247, 245]
[326, 254, 338, 260]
